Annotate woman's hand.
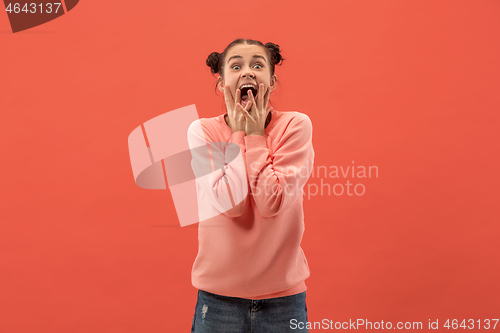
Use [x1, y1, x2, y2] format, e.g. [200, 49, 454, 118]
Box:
[236, 83, 273, 137]
[224, 84, 252, 133]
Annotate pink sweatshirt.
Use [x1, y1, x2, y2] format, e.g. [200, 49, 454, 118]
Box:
[187, 109, 314, 300]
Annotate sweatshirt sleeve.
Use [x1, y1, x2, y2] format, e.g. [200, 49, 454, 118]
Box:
[187, 120, 249, 217]
[243, 114, 314, 218]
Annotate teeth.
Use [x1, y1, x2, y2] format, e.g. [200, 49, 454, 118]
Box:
[240, 84, 256, 90]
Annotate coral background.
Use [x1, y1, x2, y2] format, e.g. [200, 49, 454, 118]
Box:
[1, 0, 499, 331]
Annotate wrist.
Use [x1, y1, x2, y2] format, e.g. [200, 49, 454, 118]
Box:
[246, 132, 265, 137]
[232, 129, 246, 134]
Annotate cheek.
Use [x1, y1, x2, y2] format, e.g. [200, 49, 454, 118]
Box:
[224, 77, 236, 87]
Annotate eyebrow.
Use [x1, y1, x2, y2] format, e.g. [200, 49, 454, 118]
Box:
[227, 55, 267, 63]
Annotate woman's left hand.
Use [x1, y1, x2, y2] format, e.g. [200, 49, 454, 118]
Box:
[236, 83, 273, 137]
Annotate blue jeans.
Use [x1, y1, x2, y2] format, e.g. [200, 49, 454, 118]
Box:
[191, 289, 309, 333]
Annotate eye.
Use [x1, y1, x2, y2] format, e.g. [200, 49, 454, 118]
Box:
[254, 63, 263, 69]
[231, 65, 241, 70]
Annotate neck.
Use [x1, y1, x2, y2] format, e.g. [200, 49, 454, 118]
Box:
[265, 111, 272, 127]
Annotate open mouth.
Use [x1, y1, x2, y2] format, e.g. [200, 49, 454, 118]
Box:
[240, 85, 258, 106]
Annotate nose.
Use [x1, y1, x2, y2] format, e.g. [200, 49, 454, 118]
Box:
[241, 66, 255, 79]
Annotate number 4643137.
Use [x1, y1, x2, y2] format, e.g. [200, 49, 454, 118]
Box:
[443, 319, 498, 330]
[6, 3, 62, 14]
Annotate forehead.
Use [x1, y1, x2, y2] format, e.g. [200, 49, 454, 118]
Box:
[225, 44, 268, 63]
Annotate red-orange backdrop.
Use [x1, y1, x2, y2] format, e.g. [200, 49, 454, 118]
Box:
[1, 0, 499, 332]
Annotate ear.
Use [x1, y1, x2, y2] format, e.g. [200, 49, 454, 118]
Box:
[269, 75, 277, 91]
[217, 78, 225, 92]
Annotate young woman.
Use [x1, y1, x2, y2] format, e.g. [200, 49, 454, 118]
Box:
[187, 38, 314, 333]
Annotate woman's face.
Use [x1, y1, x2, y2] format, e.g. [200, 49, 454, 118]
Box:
[218, 44, 276, 108]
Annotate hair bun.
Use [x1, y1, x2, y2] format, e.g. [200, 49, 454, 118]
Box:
[206, 52, 221, 74]
[265, 42, 284, 66]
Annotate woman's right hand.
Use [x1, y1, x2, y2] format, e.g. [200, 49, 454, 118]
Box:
[224, 84, 252, 133]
